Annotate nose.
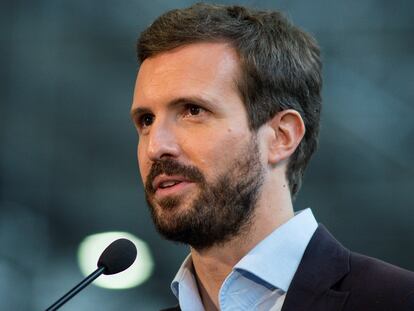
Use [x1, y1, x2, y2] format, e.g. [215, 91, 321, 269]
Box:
[146, 119, 180, 161]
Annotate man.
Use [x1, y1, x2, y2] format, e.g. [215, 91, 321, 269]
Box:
[130, 3, 414, 311]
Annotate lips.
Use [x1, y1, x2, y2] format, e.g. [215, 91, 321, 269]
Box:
[152, 175, 189, 192]
[145, 159, 205, 197]
[159, 180, 181, 188]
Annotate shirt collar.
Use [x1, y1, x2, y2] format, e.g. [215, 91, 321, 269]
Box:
[171, 208, 318, 300]
[171, 254, 192, 298]
[234, 208, 318, 292]
[171, 255, 205, 311]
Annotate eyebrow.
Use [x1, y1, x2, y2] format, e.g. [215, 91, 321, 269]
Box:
[130, 107, 151, 120]
[130, 95, 215, 120]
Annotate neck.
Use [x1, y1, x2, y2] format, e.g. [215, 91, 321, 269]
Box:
[191, 176, 294, 310]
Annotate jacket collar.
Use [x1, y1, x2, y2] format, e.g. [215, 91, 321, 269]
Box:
[281, 224, 350, 311]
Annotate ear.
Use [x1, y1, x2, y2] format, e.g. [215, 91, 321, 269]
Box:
[266, 109, 305, 165]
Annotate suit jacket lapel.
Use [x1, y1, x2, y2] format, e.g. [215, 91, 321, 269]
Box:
[281, 225, 350, 311]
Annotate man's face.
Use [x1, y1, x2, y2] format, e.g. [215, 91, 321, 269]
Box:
[131, 42, 266, 250]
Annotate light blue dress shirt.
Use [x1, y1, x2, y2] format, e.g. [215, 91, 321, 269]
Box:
[171, 208, 318, 311]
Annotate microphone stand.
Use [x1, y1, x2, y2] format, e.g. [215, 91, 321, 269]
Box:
[46, 266, 106, 311]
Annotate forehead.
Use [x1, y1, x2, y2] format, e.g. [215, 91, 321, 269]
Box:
[133, 42, 241, 108]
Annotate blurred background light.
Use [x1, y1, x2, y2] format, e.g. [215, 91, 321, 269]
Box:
[78, 232, 154, 289]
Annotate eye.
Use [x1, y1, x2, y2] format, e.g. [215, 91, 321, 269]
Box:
[184, 104, 205, 117]
[138, 113, 154, 128]
[188, 105, 201, 115]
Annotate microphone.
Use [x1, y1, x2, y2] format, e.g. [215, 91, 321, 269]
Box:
[46, 238, 137, 311]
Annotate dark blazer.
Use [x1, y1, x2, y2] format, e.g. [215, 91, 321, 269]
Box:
[161, 225, 414, 311]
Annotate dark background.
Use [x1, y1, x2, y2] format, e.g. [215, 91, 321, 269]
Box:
[1, 0, 413, 310]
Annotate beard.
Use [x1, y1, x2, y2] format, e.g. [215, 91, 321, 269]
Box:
[144, 137, 264, 251]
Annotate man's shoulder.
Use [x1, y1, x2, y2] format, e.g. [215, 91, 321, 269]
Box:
[307, 224, 414, 286]
[343, 251, 414, 307]
[284, 224, 414, 310]
[302, 224, 414, 309]
[349, 251, 414, 285]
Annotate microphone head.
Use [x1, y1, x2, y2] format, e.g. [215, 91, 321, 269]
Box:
[97, 238, 137, 275]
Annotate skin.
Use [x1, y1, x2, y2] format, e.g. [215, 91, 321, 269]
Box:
[131, 42, 305, 311]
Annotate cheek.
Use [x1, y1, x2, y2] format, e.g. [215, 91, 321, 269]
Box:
[137, 140, 148, 182]
[183, 128, 250, 171]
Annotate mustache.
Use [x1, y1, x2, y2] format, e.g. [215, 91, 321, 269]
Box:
[145, 159, 205, 194]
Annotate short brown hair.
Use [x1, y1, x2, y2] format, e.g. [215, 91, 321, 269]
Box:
[137, 3, 322, 199]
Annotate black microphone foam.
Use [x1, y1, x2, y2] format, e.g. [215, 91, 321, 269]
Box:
[97, 238, 137, 275]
